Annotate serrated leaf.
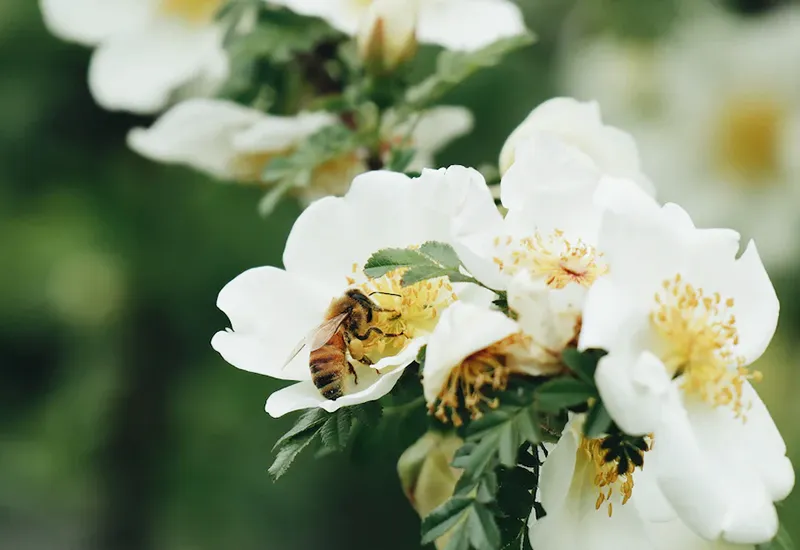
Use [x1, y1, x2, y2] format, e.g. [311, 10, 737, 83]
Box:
[363, 248, 428, 278]
[268, 429, 319, 480]
[272, 408, 328, 450]
[421, 497, 474, 544]
[584, 401, 613, 438]
[419, 241, 462, 269]
[535, 378, 596, 412]
[468, 505, 501, 550]
[443, 521, 471, 550]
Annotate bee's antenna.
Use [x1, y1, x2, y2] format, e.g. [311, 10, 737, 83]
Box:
[368, 291, 401, 298]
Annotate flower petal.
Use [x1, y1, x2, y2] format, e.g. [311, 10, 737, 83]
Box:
[417, 0, 526, 51]
[212, 266, 336, 380]
[40, 0, 154, 45]
[404, 106, 474, 171]
[128, 99, 266, 178]
[423, 302, 519, 404]
[89, 21, 224, 113]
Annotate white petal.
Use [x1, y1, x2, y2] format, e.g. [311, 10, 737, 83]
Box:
[128, 99, 267, 179]
[594, 351, 675, 436]
[423, 302, 519, 403]
[234, 111, 335, 153]
[40, 0, 155, 45]
[264, 356, 411, 418]
[212, 266, 336, 380]
[265, 381, 327, 418]
[404, 106, 474, 171]
[282, 171, 419, 286]
[89, 21, 224, 113]
[507, 274, 581, 354]
[501, 134, 600, 211]
[417, 0, 526, 51]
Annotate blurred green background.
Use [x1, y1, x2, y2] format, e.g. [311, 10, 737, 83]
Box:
[1, 1, 798, 549]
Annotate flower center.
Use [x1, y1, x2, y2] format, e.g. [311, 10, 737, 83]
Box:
[430, 334, 529, 426]
[713, 95, 786, 183]
[578, 434, 649, 517]
[651, 274, 759, 417]
[160, 0, 222, 24]
[492, 231, 606, 289]
[352, 268, 456, 363]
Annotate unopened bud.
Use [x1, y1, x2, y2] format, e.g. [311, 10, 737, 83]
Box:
[398, 431, 463, 549]
[357, 0, 419, 74]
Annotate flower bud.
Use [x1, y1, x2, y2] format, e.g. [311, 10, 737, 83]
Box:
[398, 431, 463, 549]
[357, 0, 419, 74]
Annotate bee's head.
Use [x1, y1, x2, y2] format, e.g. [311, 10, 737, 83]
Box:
[345, 288, 376, 310]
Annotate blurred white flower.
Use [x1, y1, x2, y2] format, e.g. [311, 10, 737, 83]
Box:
[270, 0, 526, 52]
[579, 188, 793, 544]
[212, 166, 500, 417]
[129, 99, 472, 201]
[498, 98, 653, 194]
[561, 8, 800, 268]
[530, 417, 755, 550]
[357, 0, 419, 73]
[40, 0, 229, 114]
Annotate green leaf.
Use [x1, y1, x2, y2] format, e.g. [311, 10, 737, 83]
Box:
[258, 176, 297, 217]
[758, 524, 795, 550]
[364, 241, 477, 286]
[535, 378, 596, 412]
[406, 33, 536, 109]
[464, 399, 543, 473]
[561, 347, 606, 386]
[468, 505, 502, 550]
[387, 148, 417, 172]
[421, 497, 474, 545]
[584, 401, 613, 438]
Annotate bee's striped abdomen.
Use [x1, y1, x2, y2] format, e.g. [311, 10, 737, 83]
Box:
[309, 329, 348, 400]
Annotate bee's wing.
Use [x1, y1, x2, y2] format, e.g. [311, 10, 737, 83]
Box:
[281, 313, 348, 370]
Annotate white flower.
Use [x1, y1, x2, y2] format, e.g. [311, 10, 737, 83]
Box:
[212, 166, 499, 417]
[562, 8, 800, 268]
[530, 416, 755, 550]
[579, 189, 793, 543]
[498, 98, 654, 194]
[357, 0, 419, 73]
[40, 0, 229, 114]
[129, 99, 472, 202]
[270, 0, 526, 52]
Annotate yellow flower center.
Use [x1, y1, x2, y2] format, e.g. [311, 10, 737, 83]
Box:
[492, 231, 607, 289]
[651, 274, 760, 417]
[578, 434, 649, 517]
[160, 0, 223, 24]
[713, 95, 786, 183]
[352, 268, 457, 363]
[430, 334, 530, 426]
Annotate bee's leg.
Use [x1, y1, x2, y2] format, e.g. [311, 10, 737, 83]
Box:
[347, 361, 359, 385]
[354, 326, 408, 340]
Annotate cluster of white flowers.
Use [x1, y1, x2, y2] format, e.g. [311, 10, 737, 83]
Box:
[40, 0, 526, 203]
[561, 5, 800, 270]
[213, 97, 794, 549]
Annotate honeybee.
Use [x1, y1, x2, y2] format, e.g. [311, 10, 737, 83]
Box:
[284, 288, 405, 400]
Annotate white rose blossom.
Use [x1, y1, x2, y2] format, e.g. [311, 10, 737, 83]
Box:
[269, 0, 526, 52]
[129, 99, 472, 202]
[579, 181, 794, 544]
[40, 0, 229, 114]
[212, 166, 499, 417]
[561, 8, 800, 268]
[529, 416, 755, 550]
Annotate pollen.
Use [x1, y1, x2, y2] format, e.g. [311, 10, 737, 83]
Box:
[358, 269, 456, 361]
[492, 231, 607, 289]
[429, 334, 530, 426]
[160, 0, 223, 24]
[579, 434, 650, 517]
[651, 274, 759, 418]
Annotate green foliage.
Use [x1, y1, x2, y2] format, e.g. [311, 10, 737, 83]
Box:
[535, 378, 596, 412]
[496, 446, 541, 550]
[363, 241, 479, 285]
[269, 402, 382, 480]
[758, 525, 795, 550]
[406, 33, 536, 109]
[584, 400, 613, 438]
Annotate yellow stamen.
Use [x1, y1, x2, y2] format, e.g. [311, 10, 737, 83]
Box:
[160, 0, 222, 24]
